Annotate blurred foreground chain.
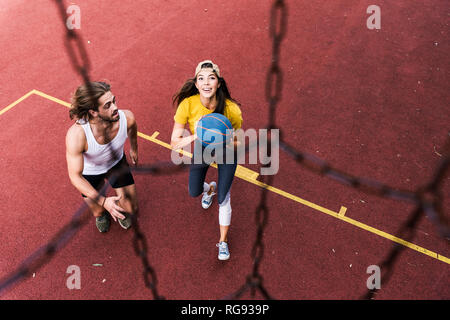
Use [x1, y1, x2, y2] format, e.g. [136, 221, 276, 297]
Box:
[0, 0, 186, 299]
[54, 0, 167, 299]
[2, 0, 447, 301]
[225, 0, 287, 300]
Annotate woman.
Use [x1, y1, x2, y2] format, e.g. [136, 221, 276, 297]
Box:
[170, 60, 243, 261]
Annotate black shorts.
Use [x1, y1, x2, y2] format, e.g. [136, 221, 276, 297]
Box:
[81, 154, 135, 197]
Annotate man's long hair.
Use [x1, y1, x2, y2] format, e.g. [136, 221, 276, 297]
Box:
[70, 81, 111, 120]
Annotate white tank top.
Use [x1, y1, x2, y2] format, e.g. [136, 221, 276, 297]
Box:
[80, 110, 128, 175]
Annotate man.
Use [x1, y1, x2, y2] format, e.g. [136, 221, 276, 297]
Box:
[65, 81, 139, 233]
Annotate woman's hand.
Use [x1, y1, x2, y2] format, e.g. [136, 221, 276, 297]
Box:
[172, 134, 197, 150]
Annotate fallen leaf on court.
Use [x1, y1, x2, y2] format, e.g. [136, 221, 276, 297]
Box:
[92, 264, 103, 267]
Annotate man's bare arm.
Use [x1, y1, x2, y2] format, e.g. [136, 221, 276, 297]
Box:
[65, 125, 125, 221]
[124, 110, 138, 165]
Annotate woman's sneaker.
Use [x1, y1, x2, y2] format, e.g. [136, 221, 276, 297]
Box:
[201, 181, 216, 209]
[216, 241, 230, 260]
[95, 212, 111, 233]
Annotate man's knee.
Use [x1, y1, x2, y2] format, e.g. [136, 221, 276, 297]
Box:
[124, 198, 138, 214]
[127, 198, 139, 214]
[118, 192, 138, 214]
[131, 199, 139, 214]
[84, 198, 105, 217]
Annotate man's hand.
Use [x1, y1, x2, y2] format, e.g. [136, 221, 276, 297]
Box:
[129, 148, 138, 165]
[103, 195, 126, 221]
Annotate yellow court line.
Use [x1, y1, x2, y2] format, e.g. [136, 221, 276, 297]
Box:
[338, 206, 347, 217]
[0, 90, 35, 116]
[138, 130, 449, 265]
[138, 131, 174, 150]
[33, 89, 71, 108]
[250, 180, 449, 264]
[2, 89, 449, 265]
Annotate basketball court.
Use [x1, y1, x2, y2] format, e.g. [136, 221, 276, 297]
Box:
[0, 0, 448, 302]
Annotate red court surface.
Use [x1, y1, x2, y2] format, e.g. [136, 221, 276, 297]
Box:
[0, 0, 449, 301]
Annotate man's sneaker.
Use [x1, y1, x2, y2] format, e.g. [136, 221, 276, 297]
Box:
[201, 181, 216, 209]
[216, 241, 230, 260]
[118, 213, 132, 230]
[95, 212, 110, 233]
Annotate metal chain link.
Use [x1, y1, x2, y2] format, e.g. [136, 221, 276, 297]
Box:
[279, 138, 450, 238]
[266, 0, 287, 131]
[0, 190, 93, 295]
[230, 0, 449, 301]
[131, 217, 164, 299]
[0, 160, 185, 296]
[54, 0, 167, 299]
[0, 0, 188, 299]
[225, 0, 287, 300]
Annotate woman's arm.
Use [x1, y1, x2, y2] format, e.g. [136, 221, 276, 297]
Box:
[170, 122, 197, 150]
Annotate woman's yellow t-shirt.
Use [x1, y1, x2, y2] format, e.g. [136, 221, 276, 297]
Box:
[174, 94, 243, 134]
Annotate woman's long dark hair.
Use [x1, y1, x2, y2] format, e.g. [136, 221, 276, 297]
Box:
[172, 63, 240, 115]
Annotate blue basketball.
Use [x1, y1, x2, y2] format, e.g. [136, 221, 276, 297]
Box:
[196, 113, 233, 147]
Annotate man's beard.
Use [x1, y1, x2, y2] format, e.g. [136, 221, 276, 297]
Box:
[98, 112, 119, 123]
